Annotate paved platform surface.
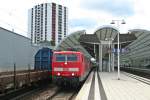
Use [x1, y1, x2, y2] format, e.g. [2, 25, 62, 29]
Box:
[76, 71, 150, 100]
[76, 72, 94, 100]
[99, 72, 150, 100]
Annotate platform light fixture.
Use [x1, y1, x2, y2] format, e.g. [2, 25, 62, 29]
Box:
[110, 19, 126, 80]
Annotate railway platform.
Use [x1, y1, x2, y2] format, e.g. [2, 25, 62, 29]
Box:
[76, 71, 150, 100]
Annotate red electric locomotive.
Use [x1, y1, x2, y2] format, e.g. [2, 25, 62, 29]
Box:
[52, 51, 92, 86]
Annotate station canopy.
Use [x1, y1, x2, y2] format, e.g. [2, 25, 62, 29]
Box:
[55, 26, 140, 57]
[55, 30, 92, 58]
[128, 29, 150, 37]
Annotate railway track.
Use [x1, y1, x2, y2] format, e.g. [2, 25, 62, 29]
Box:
[20, 83, 59, 100]
[121, 67, 150, 79]
[48, 88, 76, 100]
[20, 85, 80, 100]
[0, 80, 51, 100]
[0, 86, 36, 100]
[123, 72, 150, 85]
[3, 83, 81, 100]
[47, 85, 81, 100]
[121, 67, 150, 86]
[0, 69, 93, 100]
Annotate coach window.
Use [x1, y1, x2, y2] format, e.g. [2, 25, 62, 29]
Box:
[67, 54, 78, 61]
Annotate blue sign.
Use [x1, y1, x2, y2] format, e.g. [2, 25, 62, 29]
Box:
[112, 48, 129, 53]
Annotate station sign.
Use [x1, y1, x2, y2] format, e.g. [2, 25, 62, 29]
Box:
[112, 48, 130, 53]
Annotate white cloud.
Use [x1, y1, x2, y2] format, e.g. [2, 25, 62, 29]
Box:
[0, 0, 150, 37]
[124, 0, 150, 31]
[80, 0, 134, 16]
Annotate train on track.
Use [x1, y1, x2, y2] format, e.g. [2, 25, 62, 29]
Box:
[0, 70, 49, 94]
[52, 51, 93, 86]
[0, 48, 94, 92]
[0, 48, 52, 94]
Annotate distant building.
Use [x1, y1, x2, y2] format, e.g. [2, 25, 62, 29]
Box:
[28, 3, 68, 45]
[0, 27, 39, 71]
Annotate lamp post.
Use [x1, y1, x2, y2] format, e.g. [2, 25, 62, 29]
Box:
[110, 19, 126, 80]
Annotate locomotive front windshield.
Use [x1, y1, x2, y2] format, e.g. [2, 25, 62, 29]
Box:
[55, 54, 78, 62]
[56, 54, 66, 62]
[67, 54, 77, 61]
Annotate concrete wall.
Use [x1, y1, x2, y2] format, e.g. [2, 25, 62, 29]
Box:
[0, 27, 42, 72]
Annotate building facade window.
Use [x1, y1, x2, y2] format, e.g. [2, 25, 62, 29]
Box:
[29, 3, 68, 45]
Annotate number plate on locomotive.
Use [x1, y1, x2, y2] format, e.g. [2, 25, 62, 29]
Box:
[63, 68, 68, 71]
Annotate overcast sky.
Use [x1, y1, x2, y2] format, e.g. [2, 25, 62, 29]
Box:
[0, 0, 150, 37]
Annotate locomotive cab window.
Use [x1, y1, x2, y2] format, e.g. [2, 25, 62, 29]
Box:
[67, 54, 78, 61]
[56, 54, 66, 62]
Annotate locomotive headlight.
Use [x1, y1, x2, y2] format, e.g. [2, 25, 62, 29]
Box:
[57, 73, 60, 76]
[72, 73, 75, 76]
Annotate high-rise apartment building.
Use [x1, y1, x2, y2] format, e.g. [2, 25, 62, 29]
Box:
[28, 3, 68, 45]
